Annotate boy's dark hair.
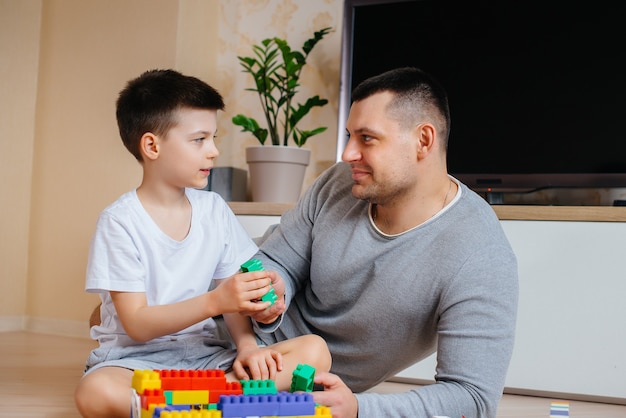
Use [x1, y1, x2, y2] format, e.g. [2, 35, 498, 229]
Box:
[352, 67, 451, 149]
[116, 69, 225, 161]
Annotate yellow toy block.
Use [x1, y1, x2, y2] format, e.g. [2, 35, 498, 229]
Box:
[164, 389, 209, 405]
[132, 370, 161, 394]
[159, 410, 222, 417]
[314, 405, 332, 417]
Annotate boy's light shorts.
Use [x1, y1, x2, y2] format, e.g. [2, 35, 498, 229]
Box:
[83, 335, 240, 375]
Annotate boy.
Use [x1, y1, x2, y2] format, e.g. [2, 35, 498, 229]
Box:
[74, 69, 330, 418]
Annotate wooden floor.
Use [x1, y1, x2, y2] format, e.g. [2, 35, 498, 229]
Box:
[1, 331, 625, 417]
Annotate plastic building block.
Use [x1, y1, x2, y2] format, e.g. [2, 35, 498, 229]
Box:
[132, 368, 329, 418]
[140, 389, 166, 409]
[133, 370, 162, 394]
[275, 392, 316, 416]
[313, 405, 332, 417]
[189, 370, 228, 391]
[158, 410, 221, 418]
[208, 381, 242, 404]
[164, 390, 209, 405]
[158, 369, 227, 391]
[218, 394, 279, 417]
[290, 364, 316, 393]
[240, 258, 264, 272]
[240, 258, 277, 305]
[240, 379, 277, 395]
[217, 392, 315, 417]
[158, 370, 193, 391]
[550, 400, 570, 417]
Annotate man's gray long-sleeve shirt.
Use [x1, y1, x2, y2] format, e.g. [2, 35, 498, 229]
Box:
[255, 162, 518, 418]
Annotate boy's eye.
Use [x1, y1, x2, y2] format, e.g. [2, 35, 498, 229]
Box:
[194, 137, 205, 143]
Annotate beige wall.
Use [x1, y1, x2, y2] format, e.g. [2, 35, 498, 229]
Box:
[0, 0, 343, 337]
[0, 0, 42, 324]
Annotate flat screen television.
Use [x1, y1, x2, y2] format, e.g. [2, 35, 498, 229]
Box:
[338, 0, 626, 197]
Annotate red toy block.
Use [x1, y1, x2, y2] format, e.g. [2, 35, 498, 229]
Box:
[140, 388, 165, 410]
[157, 370, 193, 391]
[189, 369, 228, 391]
[208, 381, 242, 404]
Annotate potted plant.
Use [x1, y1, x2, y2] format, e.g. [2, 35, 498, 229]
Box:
[232, 27, 332, 202]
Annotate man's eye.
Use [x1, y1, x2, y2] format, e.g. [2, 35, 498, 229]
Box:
[363, 135, 373, 142]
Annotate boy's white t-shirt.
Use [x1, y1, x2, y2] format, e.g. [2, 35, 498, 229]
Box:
[85, 188, 258, 348]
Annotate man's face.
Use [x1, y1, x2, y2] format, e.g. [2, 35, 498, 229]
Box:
[342, 92, 419, 205]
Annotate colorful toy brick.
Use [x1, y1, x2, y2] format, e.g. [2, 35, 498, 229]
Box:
[133, 370, 162, 394]
[132, 366, 323, 418]
[290, 364, 316, 393]
[189, 370, 228, 391]
[159, 410, 221, 418]
[240, 379, 277, 395]
[164, 389, 209, 405]
[208, 381, 242, 404]
[275, 392, 316, 416]
[158, 370, 227, 391]
[550, 400, 570, 417]
[240, 258, 278, 305]
[140, 389, 166, 409]
[240, 258, 264, 272]
[217, 392, 315, 417]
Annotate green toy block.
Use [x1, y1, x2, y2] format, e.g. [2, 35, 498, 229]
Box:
[240, 379, 277, 395]
[240, 258, 277, 306]
[290, 363, 316, 393]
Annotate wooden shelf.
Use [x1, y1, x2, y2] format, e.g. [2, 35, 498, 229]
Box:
[228, 202, 294, 216]
[229, 202, 626, 222]
[492, 205, 626, 222]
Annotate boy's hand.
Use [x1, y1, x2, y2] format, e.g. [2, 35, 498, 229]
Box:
[231, 344, 283, 381]
[240, 270, 286, 323]
[214, 271, 274, 313]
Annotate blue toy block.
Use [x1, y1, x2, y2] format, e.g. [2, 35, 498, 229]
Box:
[217, 392, 316, 417]
[218, 394, 280, 417]
[276, 392, 316, 416]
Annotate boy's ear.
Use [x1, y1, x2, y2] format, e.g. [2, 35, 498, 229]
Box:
[140, 133, 159, 160]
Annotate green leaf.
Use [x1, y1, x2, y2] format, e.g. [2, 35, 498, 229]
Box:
[232, 114, 268, 145]
[233, 27, 332, 147]
[293, 126, 328, 147]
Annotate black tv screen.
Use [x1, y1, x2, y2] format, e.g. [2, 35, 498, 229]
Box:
[338, 0, 626, 194]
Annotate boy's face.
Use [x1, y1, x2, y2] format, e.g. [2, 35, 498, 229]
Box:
[154, 107, 220, 190]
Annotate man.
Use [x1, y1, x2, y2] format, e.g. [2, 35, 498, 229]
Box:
[251, 67, 518, 418]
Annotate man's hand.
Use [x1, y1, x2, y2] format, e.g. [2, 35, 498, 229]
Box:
[312, 372, 358, 418]
[240, 270, 286, 324]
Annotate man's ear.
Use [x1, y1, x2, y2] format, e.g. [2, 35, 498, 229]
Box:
[140, 133, 159, 161]
[415, 123, 436, 159]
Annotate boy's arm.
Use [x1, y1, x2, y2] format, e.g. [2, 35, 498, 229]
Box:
[223, 310, 283, 381]
[111, 271, 272, 342]
[222, 312, 258, 351]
